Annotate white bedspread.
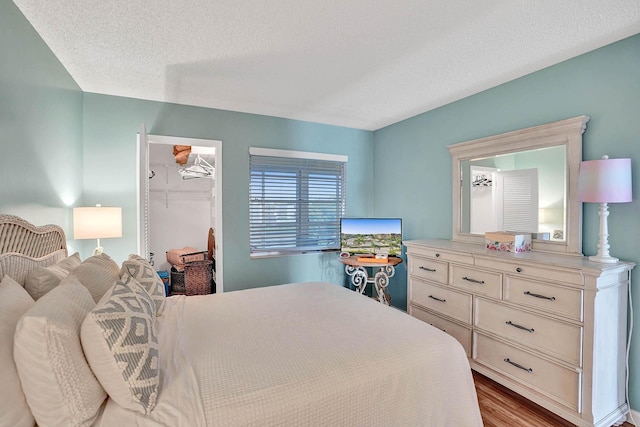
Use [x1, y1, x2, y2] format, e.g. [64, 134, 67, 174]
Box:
[97, 282, 482, 426]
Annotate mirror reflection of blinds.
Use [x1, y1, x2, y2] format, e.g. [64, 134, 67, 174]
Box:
[496, 168, 539, 233]
[249, 151, 347, 256]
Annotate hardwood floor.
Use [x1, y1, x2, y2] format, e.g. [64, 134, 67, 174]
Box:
[473, 371, 634, 427]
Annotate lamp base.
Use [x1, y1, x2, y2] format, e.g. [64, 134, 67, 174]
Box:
[588, 254, 619, 264]
[589, 202, 619, 264]
[92, 237, 104, 256]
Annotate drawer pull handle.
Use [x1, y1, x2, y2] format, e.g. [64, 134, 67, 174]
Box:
[516, 267, 523, 273]
[524, 291, 556, 301]
[428, 295, 446, 303]
[419, 266, 436, 272]
[504, 358, 533, 373]
[506, 321, 534, 333]
[428, 323, 446, 333]
[435, 253, 441, 258]
[462, 276, 485, 284]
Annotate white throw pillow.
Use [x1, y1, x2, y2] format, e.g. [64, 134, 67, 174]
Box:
[70, 253, 120, 303]
[13, 277, 107, 427]
[0, 275, 35, 427]
[82, 274, 159, 414]
[52, 251, 82, 272]
[121, 254, 166, 315]
[24, 252, 81, 300]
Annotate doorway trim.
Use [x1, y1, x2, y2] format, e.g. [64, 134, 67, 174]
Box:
[137, 133, 223, 292]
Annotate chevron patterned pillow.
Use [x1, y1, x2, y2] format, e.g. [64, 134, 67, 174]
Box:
[81, 274, 159, 414]
[121, 255, 166, 316]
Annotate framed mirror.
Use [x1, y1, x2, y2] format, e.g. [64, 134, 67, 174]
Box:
[448, 116, 589, 255]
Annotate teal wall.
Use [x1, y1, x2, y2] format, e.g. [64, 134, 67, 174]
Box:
[373, 33, 640, 410]
[0, 0, 83, 238]
[81, 93, 374, 291]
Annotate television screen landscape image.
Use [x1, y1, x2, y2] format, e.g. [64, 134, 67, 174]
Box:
[340, 218, 402, 256]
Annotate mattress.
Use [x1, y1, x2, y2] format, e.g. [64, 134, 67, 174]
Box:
[97, 282, 482, 426]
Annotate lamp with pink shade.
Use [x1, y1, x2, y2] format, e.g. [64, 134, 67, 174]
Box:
[577, 155, 632, 263]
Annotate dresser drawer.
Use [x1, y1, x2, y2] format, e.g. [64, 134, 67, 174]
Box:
[474, 333, 580, 411]
[450, 265, 502, 299]
[410, 305, 472, 357]
[504, 276, 583, 321]
[409, 256, 448, 284]
[475, 298, 582, 366]
[410, 278, 472, 325]
[475, 258, 583, 286]
[406, 246, 474, 265]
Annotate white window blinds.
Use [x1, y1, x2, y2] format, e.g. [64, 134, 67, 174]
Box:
[249, 148, 347, 257]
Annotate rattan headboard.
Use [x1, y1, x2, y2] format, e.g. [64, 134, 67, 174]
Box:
[0, 214, 68, 285]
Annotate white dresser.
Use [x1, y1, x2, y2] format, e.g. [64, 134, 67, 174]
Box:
[404, 239, 634, 427]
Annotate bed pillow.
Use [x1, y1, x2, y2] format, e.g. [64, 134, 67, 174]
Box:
[13, 277, 107, 427]
[70, 253, 120, 303]
[0, 275, 35, 427]
[24, 252, 81, 300]
[121, 254, 166, 315]
[81, 274, 159, 414]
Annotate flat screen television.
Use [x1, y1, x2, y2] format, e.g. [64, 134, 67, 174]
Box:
[340, 218, 402, 256]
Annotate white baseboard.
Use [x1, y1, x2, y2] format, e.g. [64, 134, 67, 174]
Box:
[627, 409, 640, 425]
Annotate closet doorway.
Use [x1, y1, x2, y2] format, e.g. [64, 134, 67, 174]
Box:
[137, 129, 223, 292]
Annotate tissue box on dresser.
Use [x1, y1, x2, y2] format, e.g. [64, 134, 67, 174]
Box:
[485, 231, 532, 252]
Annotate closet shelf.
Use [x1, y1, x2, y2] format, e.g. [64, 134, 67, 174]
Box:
[150, 189, 213, 195]
[150, 189, 214, 204]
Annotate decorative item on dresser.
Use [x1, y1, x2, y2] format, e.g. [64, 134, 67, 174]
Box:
[404, 239, 634, 427]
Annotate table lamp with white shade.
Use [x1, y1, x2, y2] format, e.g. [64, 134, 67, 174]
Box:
[73, 205, 122, 255]
[577, 155, 632, 263]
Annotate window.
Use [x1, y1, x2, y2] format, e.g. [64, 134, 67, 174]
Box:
[249, 148, 347, 257]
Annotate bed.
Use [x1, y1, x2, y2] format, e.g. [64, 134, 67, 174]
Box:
[0, 214, 483, 427]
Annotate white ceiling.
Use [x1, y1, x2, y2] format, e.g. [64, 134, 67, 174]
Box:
[13, 0, 640, 130]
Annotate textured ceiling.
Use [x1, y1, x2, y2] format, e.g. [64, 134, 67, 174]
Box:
[13, 0, 640, 130]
